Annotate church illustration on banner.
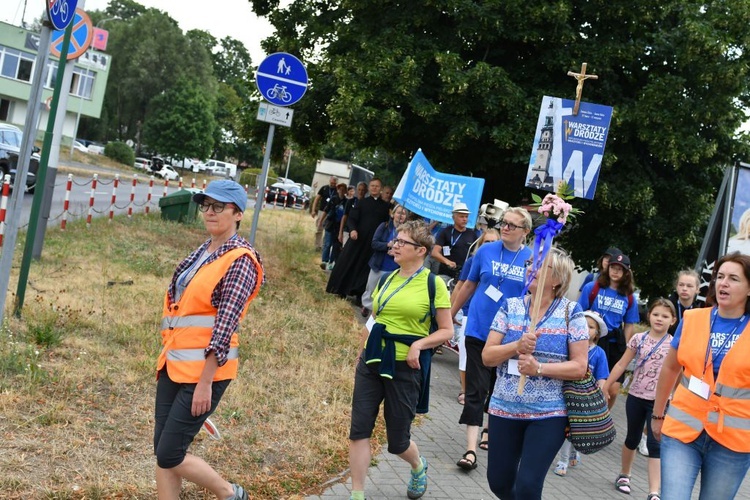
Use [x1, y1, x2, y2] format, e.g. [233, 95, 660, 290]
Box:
[527, 98, 556, 192]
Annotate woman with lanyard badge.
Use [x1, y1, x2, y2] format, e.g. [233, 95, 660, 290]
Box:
[652, 253, 750, 499]
[450, 207, 532, 471]
[348, 220, 453, 500]
[578, 249, 640, 408]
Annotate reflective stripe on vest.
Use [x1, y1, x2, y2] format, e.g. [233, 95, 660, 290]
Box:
[667, 405, 704, 432]
[161, 315, 215, 330]
[707, 412, 750, 430]
[167, 346, 239, 362]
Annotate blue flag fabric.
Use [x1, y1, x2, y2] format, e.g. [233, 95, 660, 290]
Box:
[393, 150, 485, 228]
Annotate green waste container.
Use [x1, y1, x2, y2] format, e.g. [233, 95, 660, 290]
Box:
[159, 188, 201, 223]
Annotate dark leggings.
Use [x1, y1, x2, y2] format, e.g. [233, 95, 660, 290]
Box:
[624, 394, 660, 458]
[486, 415, 567, 500]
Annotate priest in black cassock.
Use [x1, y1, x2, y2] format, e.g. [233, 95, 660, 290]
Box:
[326, 178, 391, 304]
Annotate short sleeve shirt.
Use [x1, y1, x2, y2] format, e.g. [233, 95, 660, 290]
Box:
[317, 185, 336, 212]
[434, 226, 478, 274]
[487, 297, 589, 419]
[464, 241, 531, 342]
[578, 282, 640, 331]
[627, 331, 672, 400]
[372, 269, 451, 360]
[588, 345, 610, 382]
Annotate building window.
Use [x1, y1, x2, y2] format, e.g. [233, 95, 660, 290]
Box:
[43, 62, 95, 99]
[0, 46, 35, 82]
[0, 99, 9, 121]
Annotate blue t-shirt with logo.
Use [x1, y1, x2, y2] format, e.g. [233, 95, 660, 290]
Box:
[672, 308, 749, 379]
[578, 282, 640, 333]
[465, 241, 531, 342]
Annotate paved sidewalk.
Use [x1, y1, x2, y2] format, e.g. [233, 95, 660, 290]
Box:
[308, 347, 750, 500]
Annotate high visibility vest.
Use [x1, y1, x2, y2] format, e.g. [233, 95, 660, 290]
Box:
[663, 307, 750, 452]
[157, 247, 263, 383]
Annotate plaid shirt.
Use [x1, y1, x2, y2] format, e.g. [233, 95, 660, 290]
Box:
[167, 235, 264, 366]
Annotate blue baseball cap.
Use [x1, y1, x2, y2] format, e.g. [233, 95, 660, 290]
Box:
[193, 180, 247, 212]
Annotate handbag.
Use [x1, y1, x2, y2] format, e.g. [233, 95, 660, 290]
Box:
[561, 303, 616, 454]
[562, 371, 617, 454]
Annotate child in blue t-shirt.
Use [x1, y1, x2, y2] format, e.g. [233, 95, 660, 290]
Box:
[554, 310, 610, 477]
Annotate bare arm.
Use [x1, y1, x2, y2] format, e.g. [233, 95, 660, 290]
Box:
[311, 195, 322, 215]
[431, 244, 455, 268]
[518, 339, 588, 380]
[482, 330, 520, 367]
[603, 346, 636, 394]
[406, 308, 453, 369]
[450, 280, 477, 318]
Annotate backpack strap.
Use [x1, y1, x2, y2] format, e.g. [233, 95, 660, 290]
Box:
[419, 272, 438, 333]
[588, 281, 600, 305]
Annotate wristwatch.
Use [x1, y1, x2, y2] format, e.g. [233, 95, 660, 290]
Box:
[536, 362, 543, 376]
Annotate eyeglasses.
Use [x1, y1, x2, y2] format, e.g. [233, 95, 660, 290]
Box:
[198, 201, 227, 213]
[499, 220, 524, 231]
[393, 238, 423, 249]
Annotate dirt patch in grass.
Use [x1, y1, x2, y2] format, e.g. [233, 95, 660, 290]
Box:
[0, 208, 376, 498]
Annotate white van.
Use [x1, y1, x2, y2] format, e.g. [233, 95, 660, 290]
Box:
[205, 159, 237, 180]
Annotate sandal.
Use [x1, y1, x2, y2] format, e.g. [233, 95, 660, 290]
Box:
[647, 494, 660, 500]
[456, 450, 477, 471]
[478, 428, 489, 451]
[457, 392, 465, 405]
[615, 474, 631, 494]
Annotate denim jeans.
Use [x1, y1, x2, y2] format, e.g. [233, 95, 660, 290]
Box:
[661, 432, 750, 500]
[321, 230, 340, 263]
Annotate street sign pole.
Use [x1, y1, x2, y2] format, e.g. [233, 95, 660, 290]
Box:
[0, 23, 55, 324]
[249, 124, 275, 245]
[14, 21, 74, 317]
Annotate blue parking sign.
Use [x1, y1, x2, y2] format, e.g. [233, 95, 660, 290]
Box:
[255, 52, 308, 107]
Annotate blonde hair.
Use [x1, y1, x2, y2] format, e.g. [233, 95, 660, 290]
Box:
[674, 269, 700, 290]
[467, 228, 500, 256]
[546, 247, 575, 298]
[503, 206, 533, 230]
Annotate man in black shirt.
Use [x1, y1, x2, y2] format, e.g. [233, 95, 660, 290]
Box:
[311, 176, 338, 250]
[430, 202, 479, 281]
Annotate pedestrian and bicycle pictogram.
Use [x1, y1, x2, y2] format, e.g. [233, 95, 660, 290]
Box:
[255, 52, 308, 107]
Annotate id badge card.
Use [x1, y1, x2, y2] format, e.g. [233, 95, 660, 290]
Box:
[507, 359, 521, 376]
[688, 376, 711, 400]
[365, 315, 376, 333]
[442, 245, 451, 256]
[484, 285, 503, 302]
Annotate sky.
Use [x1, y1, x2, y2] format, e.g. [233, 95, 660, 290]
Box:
[4, 0, 277, 64]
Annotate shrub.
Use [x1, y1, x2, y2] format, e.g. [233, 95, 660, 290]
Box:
[104, 141, 135, 166]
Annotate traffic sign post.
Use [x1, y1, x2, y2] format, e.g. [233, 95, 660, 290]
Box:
[249, 52, 308, 244]
[255, 52, 308, 107]
[257, 102, 294, 127]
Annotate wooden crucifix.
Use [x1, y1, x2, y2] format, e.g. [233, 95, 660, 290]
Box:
[567, 63, 598, 116]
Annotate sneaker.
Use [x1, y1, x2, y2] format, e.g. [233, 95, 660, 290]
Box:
[554, 461, 567, 477]
[638, 434, 649, 456]
[228, 483, 248, 500]
[327, 262, 335, 270]
[407, 456, 428, 499]
[569, 451, 580, 467]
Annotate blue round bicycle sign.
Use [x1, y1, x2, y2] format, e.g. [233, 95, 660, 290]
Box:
[255, 52, 308, 107]
[47, 0, 79, 31]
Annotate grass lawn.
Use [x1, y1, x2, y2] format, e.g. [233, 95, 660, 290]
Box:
[0, 208, 369, 498]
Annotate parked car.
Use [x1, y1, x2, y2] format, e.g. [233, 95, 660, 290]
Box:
[134, 157, 151, 170]
[87, 142, 105, 155]
[72, 140, 89, 153]
[265, 182, 310, 209]
[0, 123, 39, 193]
[205, 159, 237, 180]
[153, 165, 179, 181]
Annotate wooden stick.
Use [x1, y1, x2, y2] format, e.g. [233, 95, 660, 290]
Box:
[517, 255, 550, 395]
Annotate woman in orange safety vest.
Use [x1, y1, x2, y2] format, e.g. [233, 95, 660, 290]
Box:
[652, 252, 750, 500]
[153, 180, 263, 500]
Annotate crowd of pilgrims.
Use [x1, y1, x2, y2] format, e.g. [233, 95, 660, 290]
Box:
[308, 177, 749, 500]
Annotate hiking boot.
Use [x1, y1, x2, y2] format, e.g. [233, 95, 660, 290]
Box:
[407, 456, 428, 499]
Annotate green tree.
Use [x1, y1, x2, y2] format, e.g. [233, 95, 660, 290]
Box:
[141, 78, 216, 161]
[251, 0, 750, 297]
